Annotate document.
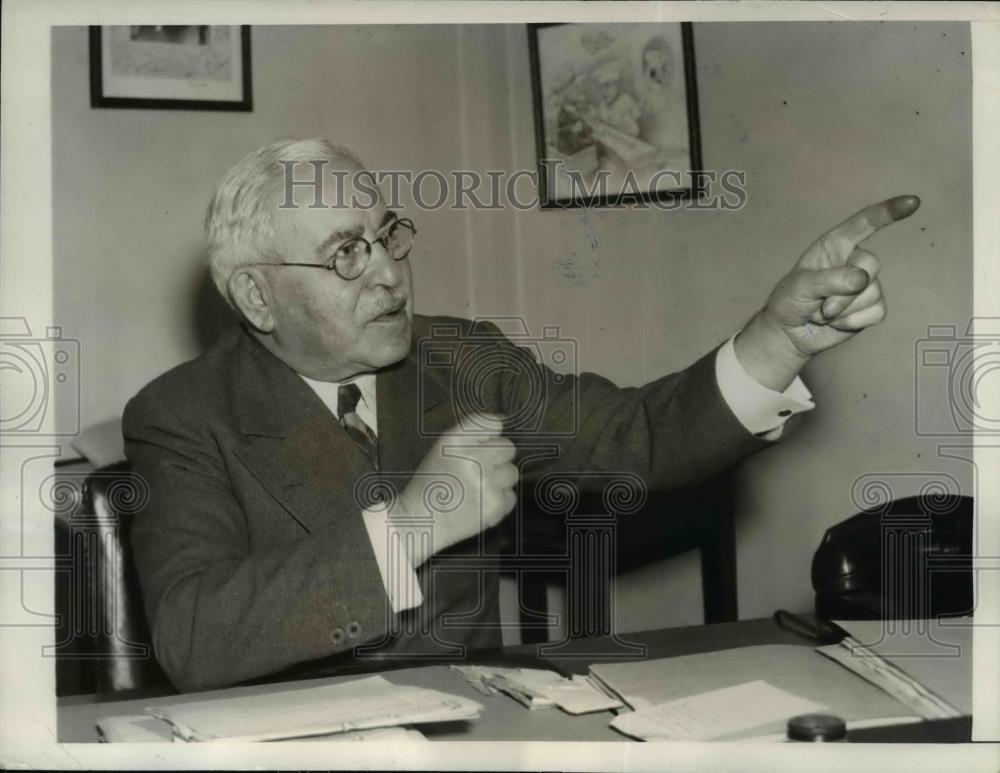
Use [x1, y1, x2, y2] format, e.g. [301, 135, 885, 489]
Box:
[610, 680, 827, 741]
[144, 675, 481, 742]
[536, 675, 625, 715]
[96, 714, 174, 743]
[96, 715, 427, 744]
[450, 665, 565, 708]
[450, 666, 623, 714]
[587, 643, 911, 726]
[825, 618, 972, 716]
[294, 726, 426, 743]
[816, 632, 966, 720]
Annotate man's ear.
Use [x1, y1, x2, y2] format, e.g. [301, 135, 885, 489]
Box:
[228, 267, 276, 333]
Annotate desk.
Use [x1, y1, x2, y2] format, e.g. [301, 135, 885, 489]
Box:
[57, 616, 971, 743]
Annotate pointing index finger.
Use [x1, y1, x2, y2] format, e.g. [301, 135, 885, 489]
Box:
[823, 195, 921, 254]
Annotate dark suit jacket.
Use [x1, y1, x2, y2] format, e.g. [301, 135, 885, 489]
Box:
[124, 315, 767, 692]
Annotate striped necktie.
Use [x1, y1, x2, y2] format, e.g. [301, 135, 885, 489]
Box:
[337, 383, 379, 469]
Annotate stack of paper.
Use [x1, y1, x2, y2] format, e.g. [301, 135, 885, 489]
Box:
[587, 644, 920, 739]
[451, 666, 562, 708]
[609, 681, 827, 741]
[96, 715, 176, 743]
[132, 675, 480, 742]
[539, 675, 626, 715]
[815, 618, 971, 720]
[96, 716, 426, 744]
[450, 666, 623, 714]
[297, 726, 427, 743]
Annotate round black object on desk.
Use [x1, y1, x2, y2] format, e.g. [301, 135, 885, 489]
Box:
[787, 713, 847, 742]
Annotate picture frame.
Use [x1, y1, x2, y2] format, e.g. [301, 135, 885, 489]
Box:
[89, 26, 252, 111]
[528, 22, 703, 208]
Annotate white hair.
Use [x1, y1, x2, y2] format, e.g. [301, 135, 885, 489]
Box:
[204, 137, 362, 307]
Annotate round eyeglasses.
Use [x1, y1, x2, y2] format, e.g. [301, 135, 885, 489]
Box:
[252, 217, 417, 281]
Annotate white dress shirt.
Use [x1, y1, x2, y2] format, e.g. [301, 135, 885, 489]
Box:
[300, 335, 815, 614]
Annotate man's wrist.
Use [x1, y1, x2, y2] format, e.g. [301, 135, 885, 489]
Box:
[386, 492, 434, 567]
[734, 311, 811, 392]
[362, 503, 426, 613]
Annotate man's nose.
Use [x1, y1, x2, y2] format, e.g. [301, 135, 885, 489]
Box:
[365, 240, 404, 289]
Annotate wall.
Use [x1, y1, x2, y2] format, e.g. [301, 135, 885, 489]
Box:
[474, 22, 974, 626]
[53, 25, 484, 423]
[53, 22, 972, 630]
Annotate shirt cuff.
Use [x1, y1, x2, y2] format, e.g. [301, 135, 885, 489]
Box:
[715, 335, 815, 441]
[361, 505, 425, 614]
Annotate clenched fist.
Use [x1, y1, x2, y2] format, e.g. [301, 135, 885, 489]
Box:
[392, 412, 518, 566]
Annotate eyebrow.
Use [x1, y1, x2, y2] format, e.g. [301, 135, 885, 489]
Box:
[314, 212, 399, 257]
[315, 224, 365, 257]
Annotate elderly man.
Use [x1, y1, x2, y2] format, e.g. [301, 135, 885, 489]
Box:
[124, 138, 918, 692]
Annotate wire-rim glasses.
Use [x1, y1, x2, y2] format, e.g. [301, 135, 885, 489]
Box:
[252, 217, 417, 281]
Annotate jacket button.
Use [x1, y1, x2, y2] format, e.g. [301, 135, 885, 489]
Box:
[348, 621, 362, 638]
[330, 627, 345, 644]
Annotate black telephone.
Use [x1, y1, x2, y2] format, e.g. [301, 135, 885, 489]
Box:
[811, 495, 973, 621]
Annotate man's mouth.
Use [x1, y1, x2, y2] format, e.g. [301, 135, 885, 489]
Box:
[372, 300, 407, 323]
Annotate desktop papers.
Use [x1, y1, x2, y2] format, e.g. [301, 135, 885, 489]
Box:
[96, 714, 176, 743]
[815, 618, 972, 719]
[587, 644, 917, 738]
[610, 680, 826, 741]
[450, 666, 624, 714]
[836, 618, 972, 716]
[142, 675, 481, 742]
[296, 726, 427, 743]
[96, 715, 427, 744]
[451, 665, 562, 707]
[540, 675, 627, 714]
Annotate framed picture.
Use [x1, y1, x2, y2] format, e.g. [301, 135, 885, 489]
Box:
[89, 26, 252, 111]
[528, 22, 702, 208]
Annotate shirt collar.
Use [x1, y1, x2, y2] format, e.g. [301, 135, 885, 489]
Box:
[299, 371, 377, 421]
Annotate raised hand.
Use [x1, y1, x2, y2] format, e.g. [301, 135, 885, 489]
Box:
[736, 195, 920, 391]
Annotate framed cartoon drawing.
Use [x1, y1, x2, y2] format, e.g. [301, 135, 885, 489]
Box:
[528, 23, 702, 207]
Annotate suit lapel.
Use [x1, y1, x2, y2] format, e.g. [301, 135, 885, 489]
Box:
[229, 319, 456, 535]
[230, 328, 375, 534]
